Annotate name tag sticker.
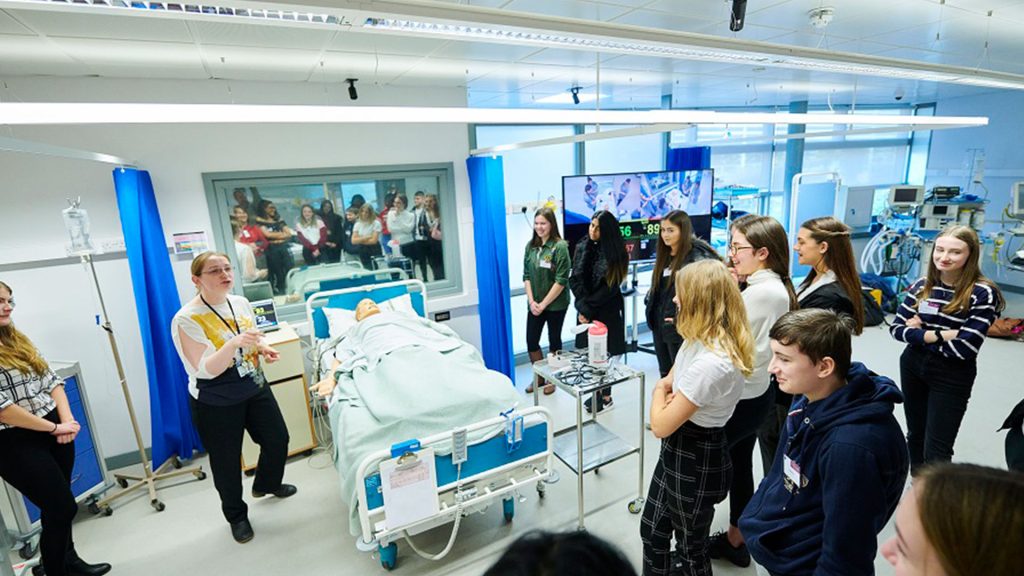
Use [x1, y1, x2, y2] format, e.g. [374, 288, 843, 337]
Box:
[663, 268, 672, 277]
[539, 259, 552, 269]
[783, 455, 802, 486]
[918, 300, 940, 315]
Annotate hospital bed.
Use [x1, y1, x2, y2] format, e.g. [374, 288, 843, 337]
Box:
[286, 262, 410, 301]
[306, 281, 554, 571]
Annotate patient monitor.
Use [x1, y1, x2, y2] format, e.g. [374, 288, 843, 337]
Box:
[1011, 181, 1024, 219]
[888, 185, 924, 209]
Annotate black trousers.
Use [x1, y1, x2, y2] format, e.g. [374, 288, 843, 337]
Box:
[427, 238, 445, 280]
[0, 410, 78, 576]
[264, 243, 293, 294]
[899, 346, 977, 474]
[756, 381, 789, 477]
[301, 246, 324, 266]
[641, 422, 731, 576]
[191, 387, 290, 524]
[525, 308, 568, 353]
[722, 387, 774, 525]
[652, 328, 682, 378]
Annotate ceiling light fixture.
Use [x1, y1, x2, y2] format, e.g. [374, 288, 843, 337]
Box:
[0, 103, 988, 130]
[361, 17, 1024, 91]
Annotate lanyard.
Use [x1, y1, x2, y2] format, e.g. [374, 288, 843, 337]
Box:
[200, 295, 240, 337]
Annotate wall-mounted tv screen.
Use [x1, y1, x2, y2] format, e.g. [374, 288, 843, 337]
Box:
[562, 169, 714, 262]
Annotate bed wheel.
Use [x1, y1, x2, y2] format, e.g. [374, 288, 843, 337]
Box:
[536, 482, 546, 498]
[379, 543, 397, 570]
[502, 497, 515, 522]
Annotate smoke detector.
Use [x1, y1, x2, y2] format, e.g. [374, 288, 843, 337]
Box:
[808, 7, 835, 29]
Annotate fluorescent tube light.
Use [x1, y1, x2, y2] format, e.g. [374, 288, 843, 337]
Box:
[0, 103, 989, 129]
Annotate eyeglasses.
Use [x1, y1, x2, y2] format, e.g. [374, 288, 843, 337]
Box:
[728, 244, 755, 254]
[202, 267, 233, 276]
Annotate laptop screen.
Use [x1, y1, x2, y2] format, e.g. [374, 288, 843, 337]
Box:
[250, 298, 279, 332]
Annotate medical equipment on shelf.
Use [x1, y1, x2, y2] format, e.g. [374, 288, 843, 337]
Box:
[1010, 182, 1024, 221]
[888, 185, 925, 209]
[305, 281, 555, 571]
[993, 182, 1024, 273]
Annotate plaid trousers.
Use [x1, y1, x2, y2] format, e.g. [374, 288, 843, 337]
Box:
[640, 421, 732, 576]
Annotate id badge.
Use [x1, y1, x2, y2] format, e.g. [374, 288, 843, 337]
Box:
[783, 455, 802, 486]
[539, 258, 552, 269]
[663, 267, 672, 277]
[918, 299, 940, 315]
[235, 350, 254, 378]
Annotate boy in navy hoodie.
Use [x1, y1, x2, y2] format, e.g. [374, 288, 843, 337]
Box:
[739, 309, 909, 576]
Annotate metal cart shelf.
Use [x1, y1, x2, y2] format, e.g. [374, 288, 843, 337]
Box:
[532, 355, 646, 530]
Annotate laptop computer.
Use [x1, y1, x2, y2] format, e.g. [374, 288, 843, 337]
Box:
[250, 298, 280, 332]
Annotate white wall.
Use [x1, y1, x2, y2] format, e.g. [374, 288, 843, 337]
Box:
[927, 90, 1024, 289]
[0, 77, 480, 460]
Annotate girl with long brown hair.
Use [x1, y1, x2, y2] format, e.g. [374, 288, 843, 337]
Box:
[0, 281, 111, 576]
[523, 208, 571, 395]
[709, 214, 796, 567]
[794, 216, 865, 334]
[891, 225, 1004, 473]
[641, 259, 754, 576]
[644, 210, 720, 378]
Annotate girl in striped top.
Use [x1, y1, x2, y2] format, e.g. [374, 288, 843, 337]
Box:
[890, 225, 1004, 473]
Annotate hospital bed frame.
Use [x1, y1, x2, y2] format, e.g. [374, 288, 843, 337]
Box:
[305, 281, 555, 571]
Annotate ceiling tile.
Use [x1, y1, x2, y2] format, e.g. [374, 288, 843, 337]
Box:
[607, 9, 720, 32]
[504, 0, 632, 21]
[429, 38, 545, 62]
[53, 37, 208, 78]
[6, 9, 192, 42]
[0, 10, 34, 35]
[188, 20, 335, 50]
[326, 30, 450, 57]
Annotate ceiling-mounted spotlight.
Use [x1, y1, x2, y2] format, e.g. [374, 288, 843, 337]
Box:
[808, 6, 835, 29]
[730, 0, 748, 32]
[570, 86, 581, 105]
[346, 78, 358, 100]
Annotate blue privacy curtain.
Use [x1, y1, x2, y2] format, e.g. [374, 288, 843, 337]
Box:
[112, 168, 202, 464]
[666, 146, 711, 171]
[466, 156, 515, 380]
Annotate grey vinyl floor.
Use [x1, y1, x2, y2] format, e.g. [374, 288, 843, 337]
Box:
[13, 293, 1023, 576]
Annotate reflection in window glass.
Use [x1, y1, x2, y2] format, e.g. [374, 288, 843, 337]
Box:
[220, 171, 448, 308]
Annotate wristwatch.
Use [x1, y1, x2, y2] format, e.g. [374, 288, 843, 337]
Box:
[933, 329, 944, 343]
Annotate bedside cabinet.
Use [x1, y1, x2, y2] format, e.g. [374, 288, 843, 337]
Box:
[241, 323, 317, 471]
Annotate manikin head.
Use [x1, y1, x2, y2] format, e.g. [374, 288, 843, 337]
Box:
[355, 298, 381, 322]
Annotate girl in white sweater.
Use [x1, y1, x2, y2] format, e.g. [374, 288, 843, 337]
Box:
[708, 214, 797, 568]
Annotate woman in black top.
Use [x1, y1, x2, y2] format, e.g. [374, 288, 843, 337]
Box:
[569, 210, 628, 413]
[255, 200, 294, 294]
[644, 210, 720, 378]
[757, 215, 867, 474]
[0, 282, 111, 576]
[319, 199, 342, 263]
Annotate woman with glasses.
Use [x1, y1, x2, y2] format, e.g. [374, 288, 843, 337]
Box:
[0, 282, 112, 576]
[708, 214, 797, 568]
[568, 210, 628, 413]
[171, 252, 295, 545]
[644, 210, 720, 379]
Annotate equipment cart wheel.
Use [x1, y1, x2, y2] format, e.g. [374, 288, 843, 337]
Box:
[502, 497, 515, 522]
[172, 456, 183, 469]
[116, 477, 129, 489]
[379, 543, 398, 570]
[195, 470, 207, 481]
[19, 541, 37, 560]
[87, 502, 113, 517]
[628, 498, 644, 514]
[536, 481, 546, 499]
[151, 499, 166, 512]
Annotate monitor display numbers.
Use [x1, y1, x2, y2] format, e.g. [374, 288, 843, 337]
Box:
[250, 298, 279, 331]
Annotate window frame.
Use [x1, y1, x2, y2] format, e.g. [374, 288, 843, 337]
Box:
[202, 162, 461, 324]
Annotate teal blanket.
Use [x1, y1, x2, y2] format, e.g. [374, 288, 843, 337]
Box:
[326, 313, 520, 536]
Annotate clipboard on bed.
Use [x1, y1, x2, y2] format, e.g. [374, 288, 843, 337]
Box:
[379, 447, 439, 529]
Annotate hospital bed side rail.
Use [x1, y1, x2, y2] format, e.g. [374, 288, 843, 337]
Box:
[355, 405, 554, 547]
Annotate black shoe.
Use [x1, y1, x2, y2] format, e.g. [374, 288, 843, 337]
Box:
[708, 530, 751, 568]
[231, 519, 255, 543]
[66, 553, 112, 576]
[584, 394, 614, 414]
[252, 483, 297, 499]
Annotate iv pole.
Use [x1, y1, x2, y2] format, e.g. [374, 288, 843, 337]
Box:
[85, 254, 206, 514]
[63, 200, 206, 514]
